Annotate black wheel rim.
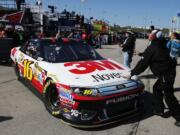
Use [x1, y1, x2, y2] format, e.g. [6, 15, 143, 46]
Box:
[47, 87, 59, 109]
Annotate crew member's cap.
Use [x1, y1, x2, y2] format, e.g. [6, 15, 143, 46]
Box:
[149, 25, 155, 30]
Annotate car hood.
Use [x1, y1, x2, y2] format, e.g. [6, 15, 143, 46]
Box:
[40, 59, 131, 88]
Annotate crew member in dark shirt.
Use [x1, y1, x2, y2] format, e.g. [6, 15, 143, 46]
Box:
[121, 30, 136, 68]
[122, 30, 180, 127]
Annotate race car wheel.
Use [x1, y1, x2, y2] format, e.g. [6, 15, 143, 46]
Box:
[44, 81, 61, 118]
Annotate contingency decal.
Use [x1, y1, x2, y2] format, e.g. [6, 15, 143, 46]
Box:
[23, 59, 34, 80]
[64, 60, 124, 74]
[56, 84, 75, 108]
[18, 53, 25, 63]
[34, 62, 47, 85]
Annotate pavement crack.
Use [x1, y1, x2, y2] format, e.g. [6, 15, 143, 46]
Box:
[0, 78, 17, 86]
[128, 114, 142, 135]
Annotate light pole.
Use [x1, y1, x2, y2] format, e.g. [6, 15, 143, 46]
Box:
[127, 16, 130, 27]
[143, 17, 147, 39]
[36, 0, 43, 32]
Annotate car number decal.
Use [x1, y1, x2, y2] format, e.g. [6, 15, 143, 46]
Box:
[23, 59, 34, 80]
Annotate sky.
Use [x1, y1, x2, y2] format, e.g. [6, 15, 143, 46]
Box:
[26, 0, 180, 28]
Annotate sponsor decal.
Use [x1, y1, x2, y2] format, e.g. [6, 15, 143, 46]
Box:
[34, 62, 46, 84]
[106, 93, 139, 105]
[59, 89, 75, 108]
[83, 90, 93, 95]
[71, 109, 81, 117]
[23, 59, 34, 80]
[52, 110, 60, 115]
[60, 98, 75, 108]
[18, 53, 24, 63]
[38, 74, 43, 85]
[59, 90, 73, 100]
[64, 60, 124, 74]
[92, 72, 122, 82]
[63, 108, 70, 113]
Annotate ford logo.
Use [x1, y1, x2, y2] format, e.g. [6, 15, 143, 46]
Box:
[116, 84, 125, 89]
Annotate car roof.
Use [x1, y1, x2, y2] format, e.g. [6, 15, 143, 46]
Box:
[30, 38, 84, 44]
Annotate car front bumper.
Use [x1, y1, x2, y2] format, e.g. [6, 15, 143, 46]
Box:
[60, 90, 144, 128]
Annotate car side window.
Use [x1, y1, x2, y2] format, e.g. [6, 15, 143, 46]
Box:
[20, 41, 29, 53]
[20, 40, 40, 59]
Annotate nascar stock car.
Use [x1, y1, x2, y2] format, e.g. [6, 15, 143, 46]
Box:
[10, 38, 144, 128]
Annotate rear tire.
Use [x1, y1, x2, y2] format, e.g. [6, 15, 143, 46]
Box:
[43, 80, 61, 118]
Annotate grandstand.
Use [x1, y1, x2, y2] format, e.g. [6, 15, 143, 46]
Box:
[0, 0, 25, 10]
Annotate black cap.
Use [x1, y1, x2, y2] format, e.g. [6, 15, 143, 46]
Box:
[150, 25, 155, 30]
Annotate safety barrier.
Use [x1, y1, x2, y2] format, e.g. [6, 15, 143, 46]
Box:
[0, 38, 13, 61]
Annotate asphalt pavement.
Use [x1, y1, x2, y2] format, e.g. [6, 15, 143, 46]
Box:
[0, 39, 180, 135]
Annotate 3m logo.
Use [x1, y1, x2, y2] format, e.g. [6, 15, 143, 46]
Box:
[64, 60, 124, 74]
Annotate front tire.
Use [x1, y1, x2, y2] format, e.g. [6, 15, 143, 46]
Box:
[43, 80, 61, 118]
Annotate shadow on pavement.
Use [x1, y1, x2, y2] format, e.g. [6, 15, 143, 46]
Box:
[100, 47, 117, 50]
[0, 116, 13, 123]
[76, 91, 154, 131]
[139, 74, 157, 79]
[0, 61, 12, 67]
[174, 87, 180, 92]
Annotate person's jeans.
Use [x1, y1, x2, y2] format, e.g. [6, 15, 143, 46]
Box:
[123, 52, 132, 68]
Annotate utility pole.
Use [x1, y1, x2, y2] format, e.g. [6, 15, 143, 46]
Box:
[143, 17, 147, 39]
[38, 0, 43, 33]
[177, 12, 180, 32]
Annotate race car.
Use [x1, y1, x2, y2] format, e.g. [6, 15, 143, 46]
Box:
[11, 38, 144, 128]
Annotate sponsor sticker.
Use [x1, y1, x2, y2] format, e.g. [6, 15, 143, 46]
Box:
[83, 90, 93, 95]
[106, 93, 139, 105]
[71, 109, 81, 117]
[59, 90, 73, 100]
[64, 60, 124, 74]
[59, 89, 75, 108]
[92, 72, 122, 82]
[52, 111, 60, 115]
[38, 74, 43, 85]
[63, 108, 70, 113]
[18, 53, 24, 63]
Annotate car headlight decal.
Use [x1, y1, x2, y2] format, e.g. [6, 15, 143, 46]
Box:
[72, 88, 100, 96]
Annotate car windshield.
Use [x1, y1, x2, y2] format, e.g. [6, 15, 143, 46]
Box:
[41, 40, 104, 63]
